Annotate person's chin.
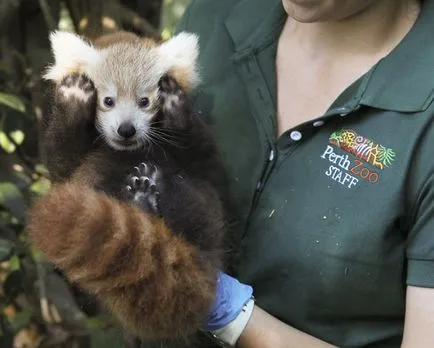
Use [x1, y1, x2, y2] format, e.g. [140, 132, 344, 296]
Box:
[282, 0, 329, 23]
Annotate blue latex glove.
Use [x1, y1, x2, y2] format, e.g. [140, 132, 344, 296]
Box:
[204, 271, 253, 331]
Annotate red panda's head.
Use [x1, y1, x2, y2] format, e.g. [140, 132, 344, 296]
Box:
[44, 30, 200, 151]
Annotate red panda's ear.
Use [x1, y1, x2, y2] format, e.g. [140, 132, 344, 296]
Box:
[157, 32, 200, 90]
[43, 31, 103, 82]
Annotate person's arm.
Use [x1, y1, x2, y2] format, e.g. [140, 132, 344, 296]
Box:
[239, 285, 434, 348]
[205, 272, 336, 348]
[237, 305, 336, 348]
[401, 286, 434, 348]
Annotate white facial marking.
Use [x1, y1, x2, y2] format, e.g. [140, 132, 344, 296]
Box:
[96, 98, 156, 151]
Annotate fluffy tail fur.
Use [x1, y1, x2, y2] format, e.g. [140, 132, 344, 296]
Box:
[27, 183, 216, 339]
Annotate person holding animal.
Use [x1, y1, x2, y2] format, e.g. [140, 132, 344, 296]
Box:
[173, 0, 434, 347]
[28, 0, 434, 347]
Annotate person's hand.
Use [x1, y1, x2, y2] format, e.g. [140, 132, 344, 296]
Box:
[204, 271, 253, 331]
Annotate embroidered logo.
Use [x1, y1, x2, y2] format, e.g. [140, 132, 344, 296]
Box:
[329, 129, 396, 169]
[320, 129, 396, 189]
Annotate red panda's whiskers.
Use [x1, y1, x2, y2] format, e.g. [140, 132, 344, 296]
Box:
[150, 128, 184, 141]
[93, 134, 104, 145]
[148, 129, 187, 149]
[143, 132, 168, 159]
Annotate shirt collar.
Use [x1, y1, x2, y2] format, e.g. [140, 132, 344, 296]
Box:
[224, 0, 284, 54]
[360, 0, 434, 112]
[224, 0, 434, 114]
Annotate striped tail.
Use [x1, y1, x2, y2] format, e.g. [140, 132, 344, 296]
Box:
[27, 183, 216, 339]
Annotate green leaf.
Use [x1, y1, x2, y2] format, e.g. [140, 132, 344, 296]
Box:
[35, 164, 49, 176]
[30, 244, 42, 261]
[0, 93, 26, 113]
[0, 132, 16, 153]
[0, 153, 33, 188]
[86, 317, 106, 330]
[30, 177, 51, 195]
[3, 271, 24, 301]
[0, 238, 14, 262]
[0, 182, 26, 221]
[90, 329, 125, 348]
[8, 255, 20, 272]
[7, 309, 33, 332]
[9, 130, 25, 145]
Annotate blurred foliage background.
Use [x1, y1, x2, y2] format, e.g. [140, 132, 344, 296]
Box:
[0, 0, 190, 347]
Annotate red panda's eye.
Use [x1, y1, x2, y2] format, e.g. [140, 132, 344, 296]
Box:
[103, 97, 115, 108]
[138, 97, 150, 108]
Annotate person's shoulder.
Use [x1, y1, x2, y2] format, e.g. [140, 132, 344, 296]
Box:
[177, 0, 242, 34]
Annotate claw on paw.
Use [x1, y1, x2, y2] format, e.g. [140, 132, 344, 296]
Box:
[124, 163, 160, 215]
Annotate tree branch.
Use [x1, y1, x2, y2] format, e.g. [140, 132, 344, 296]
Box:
[38, 0, 57, 31]
[116, 2, 161, 39]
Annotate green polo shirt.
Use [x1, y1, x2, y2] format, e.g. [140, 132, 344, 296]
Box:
[169, 0, 434, 347]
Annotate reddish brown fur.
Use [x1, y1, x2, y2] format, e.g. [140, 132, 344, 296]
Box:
[27, 183, 216, 338]
[168, 66, 196, 93]
[93, 31, 159, 49]
[32, 33, 223, 344]
[93, 31, 195, 92]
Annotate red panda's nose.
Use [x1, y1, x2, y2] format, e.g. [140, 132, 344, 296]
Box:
[117, 123, 136, 139]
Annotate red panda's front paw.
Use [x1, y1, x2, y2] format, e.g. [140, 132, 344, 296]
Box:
[124, 163, 160, 215]
[158, 75, 187, 115]
[56, 73, 96, 106]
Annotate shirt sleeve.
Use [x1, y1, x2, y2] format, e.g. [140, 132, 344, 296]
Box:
[406, 117, 434, 287]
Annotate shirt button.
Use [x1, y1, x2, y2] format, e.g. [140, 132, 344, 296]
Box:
[269, 149, 275, 161]
[313, 120, 324, 127]
[336, 107, 351, 116]
[290, 130, 302, 141]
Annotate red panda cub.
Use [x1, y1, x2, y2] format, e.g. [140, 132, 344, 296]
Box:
[27, 30, 227, 345]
